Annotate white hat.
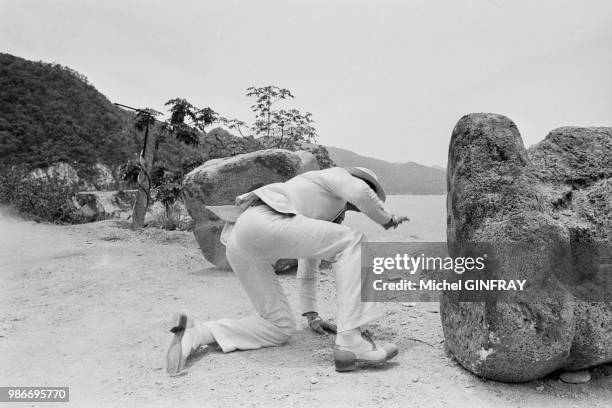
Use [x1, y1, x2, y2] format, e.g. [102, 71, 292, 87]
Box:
[344, 167, 386, 202]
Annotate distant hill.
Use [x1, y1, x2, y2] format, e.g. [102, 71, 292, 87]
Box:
[326, 146, 446, 194]
[0, 53, 142, 178]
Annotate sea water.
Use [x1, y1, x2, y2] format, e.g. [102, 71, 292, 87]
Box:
[343, 194, 446, 242]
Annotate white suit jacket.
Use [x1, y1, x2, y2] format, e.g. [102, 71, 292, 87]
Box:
[213, 167, 393, 315]
[238, 167, 391, 225]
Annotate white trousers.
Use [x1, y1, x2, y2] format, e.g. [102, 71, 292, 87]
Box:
[202, 205, 382, 352]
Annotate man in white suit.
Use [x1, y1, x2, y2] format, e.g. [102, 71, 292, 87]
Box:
[167, 167, 408, 374]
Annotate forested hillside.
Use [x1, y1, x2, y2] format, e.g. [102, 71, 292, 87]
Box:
[0, 53, 139, 178]
[0, 54, 259, 183]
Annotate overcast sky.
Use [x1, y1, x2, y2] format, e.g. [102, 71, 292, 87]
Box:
[1, 0, 611, 166]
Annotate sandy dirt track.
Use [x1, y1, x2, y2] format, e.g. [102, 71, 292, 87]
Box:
[1, 212, 611, 408]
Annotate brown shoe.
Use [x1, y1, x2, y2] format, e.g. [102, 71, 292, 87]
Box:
[333, 330, 399, 372]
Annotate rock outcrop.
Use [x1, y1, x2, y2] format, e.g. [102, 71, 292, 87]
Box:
[74, 190, 137, 222]
[92, 163, 116, 190]
[30, 162, 83, 187]
[30, 162, 118, 191]
[182, 149, 319, 270]
[442, 113, 612, 382]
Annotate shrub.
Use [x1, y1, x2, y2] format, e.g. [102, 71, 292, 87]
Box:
[0, 165, 84, 223]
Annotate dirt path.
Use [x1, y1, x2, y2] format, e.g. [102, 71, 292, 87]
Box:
[1, 213, 610, 407]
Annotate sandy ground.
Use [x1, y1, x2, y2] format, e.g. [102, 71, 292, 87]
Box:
[1, 211, 611, 408]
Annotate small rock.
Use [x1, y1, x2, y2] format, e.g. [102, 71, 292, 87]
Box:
[535, 385, 544, 391]
[559, 370, 591, 384]
[309, 376, 319, 384]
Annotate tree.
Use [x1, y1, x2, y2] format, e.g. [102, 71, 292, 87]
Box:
[218, 117, 248, 137]
[163, 98, 218, 145]
[246, 86, 293, 138]
[125, 99, 218, 229]
[268, 108, 316, 149]
[130, 108, 162, 229]
[245, 85, 317, 149]
[151, 173, 182, 230]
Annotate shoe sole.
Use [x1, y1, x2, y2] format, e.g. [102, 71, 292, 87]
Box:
[334, 347, 399, 372]
[166, 313, 189, 375]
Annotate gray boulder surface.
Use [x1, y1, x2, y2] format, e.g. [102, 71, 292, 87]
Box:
[442, 113, 612, 382]
[182, 149, 319, 271]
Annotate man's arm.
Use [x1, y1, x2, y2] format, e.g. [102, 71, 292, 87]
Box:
[323, 169, 393, 225]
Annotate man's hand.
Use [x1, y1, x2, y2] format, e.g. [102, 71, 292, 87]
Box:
[303, 311, 337, 335]
[383, 215, 410, 230]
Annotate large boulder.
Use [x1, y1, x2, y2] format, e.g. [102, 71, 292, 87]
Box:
[528, 127, 612, 371]
[442, 113, 612, 382]
[182, 149, 319, 270]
